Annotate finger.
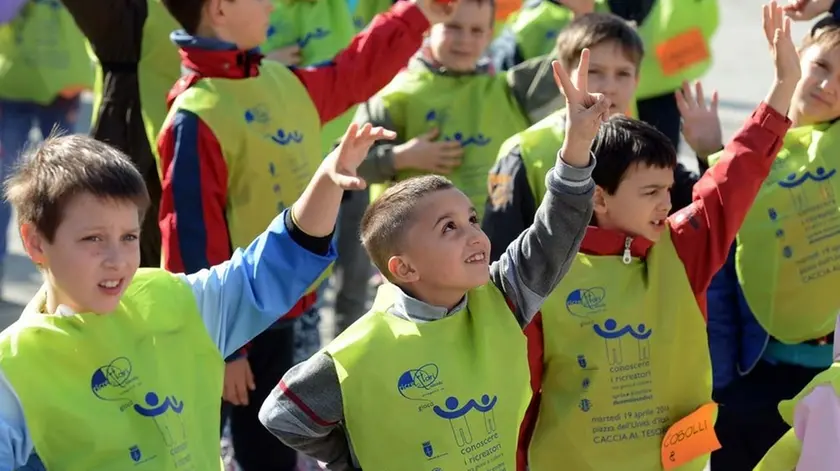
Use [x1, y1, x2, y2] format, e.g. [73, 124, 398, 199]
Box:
[587, 94, 611, 121]
[222, 384, 234, 405]
[763, 4, 774, 46]
[551, 60, 577, 102]
[675, 88, 691, 117]
[680, 81, 695, 109]
[365, 126, 397, 141]
[333, 175, 367, 190]
[246, 366, 256, 391]
[783, 15, 792, 39]
[694, 82, 706, 110]
[236, 380, 249, 406]
[710, 89, 720, 114]
[354, 122, 373, 140]
[342, 122, 360, 145]
[438, 146, 464, 158]
[433, 164, 453, 174]
[423, 127, 440, 140]
[574, 48, 590, 94]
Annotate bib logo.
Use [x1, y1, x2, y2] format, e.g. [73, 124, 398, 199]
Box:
[90, 357, 140, 411]
[433, 395, 498, 446]
[397, 363, 444, 410]
[593, 318, 652, 365]
[425, 110, 491, 147]
[296, 28, 330, 48]
[566, 287, 607, 317]
[777, 166, 836, 211]
[245, 106, 303, 145]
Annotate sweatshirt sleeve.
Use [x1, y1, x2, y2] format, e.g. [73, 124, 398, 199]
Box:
[179, 210, 336, 358]
[668, 103, 791, 316]
[259, 353, 357, 471]
[0, 369, 33, 469]
[489, 152, 595, 327]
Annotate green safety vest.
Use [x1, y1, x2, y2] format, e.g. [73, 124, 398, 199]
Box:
[326, 283, 531, 470]
[164, 60, 322, 251]
[754, 362, 840, 471]
[264, 0, 357, 156]
[710, 123, 840, 343]
[351, 0, 393, 31]
[509, 0, 608, 61]
[0, 0, 93, 105]
[0, 269, 223, 470]
[530, 228, 713, 471]
[501, 109, 566, 203]
[372, 67, 531, 216]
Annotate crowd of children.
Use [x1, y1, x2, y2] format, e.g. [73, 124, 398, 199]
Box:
[1, 0, 840, 470]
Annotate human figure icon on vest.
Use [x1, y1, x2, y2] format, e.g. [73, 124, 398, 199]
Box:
[133, 391, 186, 447]
[434, 396, 474, 446]
[593, 318, 625, 365]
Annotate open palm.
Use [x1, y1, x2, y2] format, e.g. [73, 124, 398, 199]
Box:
[329, 123, 396, 190]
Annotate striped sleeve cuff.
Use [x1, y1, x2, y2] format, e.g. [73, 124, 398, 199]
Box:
[547, 151, 596, 196]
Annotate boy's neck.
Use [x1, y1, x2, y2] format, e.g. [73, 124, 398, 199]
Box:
[399, 283, 466, 312]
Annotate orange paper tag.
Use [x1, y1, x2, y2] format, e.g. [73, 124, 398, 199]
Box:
[660, 403, 721, 470]
[655, 27, 710, 77]
[495, 0, 521, 21]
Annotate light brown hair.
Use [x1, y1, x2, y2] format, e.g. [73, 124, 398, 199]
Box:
[4, 134, 150, 242]
[803, 18, 840, 53]
[360, 175, 455, 281]
[556, 12, 645, 71]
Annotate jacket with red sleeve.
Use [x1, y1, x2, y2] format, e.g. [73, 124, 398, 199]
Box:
[156, 1, 429, 358]
[514, 103, 792, 470]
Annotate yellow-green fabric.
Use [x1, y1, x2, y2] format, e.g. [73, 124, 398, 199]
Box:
[708, 123, 840, 343]
[371, 68, 530, 215]
[509, 0, 608, 60]
[0, 269, 224, 470]
[0, 0, 93, 104]
[530, 228, 713, 471]
[326, 283, 531, 470]
[165, 61, 321, 251]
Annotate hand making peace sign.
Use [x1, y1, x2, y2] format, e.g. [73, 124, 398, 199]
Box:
[551, 49, 612, 167]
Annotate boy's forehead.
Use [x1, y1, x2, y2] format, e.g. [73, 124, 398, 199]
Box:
[60, 193, 141, 225]
[621, 162, 675, 185]
[450, 1, 494, 25]
[412, 188, 473, 223]
[804, 42, 840, 65]
[586, 41, 638, 69]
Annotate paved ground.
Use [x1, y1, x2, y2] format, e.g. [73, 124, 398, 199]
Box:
[0, 1, 818, 330]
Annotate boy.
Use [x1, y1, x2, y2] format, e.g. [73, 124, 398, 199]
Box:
[157, 0, 452, 468]
[354, 0, 559, 217]
[484, 13, 721, 260]
[707, 17, 840, 471]
[0, 0, 92, 294]
[509, 4, 797, 470]
[259, 53, 611, 470]
[0, 122, 391, 468]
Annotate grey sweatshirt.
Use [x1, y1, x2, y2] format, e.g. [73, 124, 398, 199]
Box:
[259, 154, 595, 470]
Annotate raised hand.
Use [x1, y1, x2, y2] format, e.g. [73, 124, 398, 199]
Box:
[764, 1, 802, 84]
[782, 0, 833, 21]
[393, 128, 464, 174]
[551, 49, 611, 166]
[328, 123, 396, 190]
[413, 0, 459, 25]
[676, 81, 723, 160]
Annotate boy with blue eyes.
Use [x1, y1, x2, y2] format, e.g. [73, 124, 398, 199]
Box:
[353, 0, 563, 216]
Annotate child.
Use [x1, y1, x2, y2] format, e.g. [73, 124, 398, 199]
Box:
[511, 4, 797, 470]
[157, 0, 452, 469]
[354, 0, 553, 217]
[484, 12, 719, 260]
[707, 17, 840, 471]
[259, 54, 611, 470]
[0, 122, 390, 468]
[0, 0, 93, 294]
[754, 320, 840, 471]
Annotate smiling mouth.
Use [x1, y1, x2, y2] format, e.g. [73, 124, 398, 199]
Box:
[465, 251, 487, 263]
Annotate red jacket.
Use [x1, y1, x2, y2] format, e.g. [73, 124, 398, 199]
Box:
[515, 103, 792, 470]
[157, 2, 429, 356]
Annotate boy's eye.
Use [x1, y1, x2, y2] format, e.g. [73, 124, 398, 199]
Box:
[443, 221, 456, 233]
[469, 215, 479, 225]
[123, 234, 139, 242]
[82, 235, 102, 242]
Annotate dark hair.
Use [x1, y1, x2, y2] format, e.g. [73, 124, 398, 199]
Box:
[162, 0, 210, 35]
[360, 175, 455, 281]
[4, 134, 150, 242]
[556, 12, 645, 71]
[591, 116, 676, 194]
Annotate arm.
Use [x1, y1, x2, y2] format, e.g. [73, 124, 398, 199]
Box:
[157, 110, 232, 273]
[259, 353, 357, 471]
[668, 102, 791, 307]
[292, 1, 429, 124]
[489, 153, 595, 327]
[354, 98, 402, 184]
[180, 210, 336, 358]
[0, 0, 26, 24]
[794, 384, 840, 470]
[483, 145, 538, 263]
[0, 370, 34, 469]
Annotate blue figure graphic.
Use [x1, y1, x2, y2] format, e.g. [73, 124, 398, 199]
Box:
[783, 246, 793, 259]
[296, 28, 330, 48]
[433, 396, 474, 446]
[477, 394, 498, 433]
[134, 392, 185, 446]
[582, 378, 590, 390]
[271, 129, 303, 145]
[778, 167, 837, 210]
[630, 323, 653, 360]
[577, 354, 587, 369]
[593, 319, 626, 365]
[129, 445, 142, 463]
[579, 399, 591, 412]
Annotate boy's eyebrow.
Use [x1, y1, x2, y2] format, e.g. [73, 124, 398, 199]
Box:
[640, 183, 670, 190]
[434, 208, 477, 227]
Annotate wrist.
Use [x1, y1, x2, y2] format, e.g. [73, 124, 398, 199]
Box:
[560, 137, 593, 167]
[392, 143, 413, 170]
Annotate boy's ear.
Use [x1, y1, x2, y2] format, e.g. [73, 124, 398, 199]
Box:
[20, 223, 47, 267]
[387, 255, 420, 284]
[593, 185, 609, 216]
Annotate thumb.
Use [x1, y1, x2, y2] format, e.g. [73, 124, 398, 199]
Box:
[585, 94, 611, 121]
[334, 174, 367, 190]
[423, 127, 440, 140]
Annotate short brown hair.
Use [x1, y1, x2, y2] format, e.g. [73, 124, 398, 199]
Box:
[4, 134, 150, 243]
[803, 17, 840, 53]
[556, 13, 645, 71]
[162, 0, 209, 35]
[360, 175, 455, 280]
